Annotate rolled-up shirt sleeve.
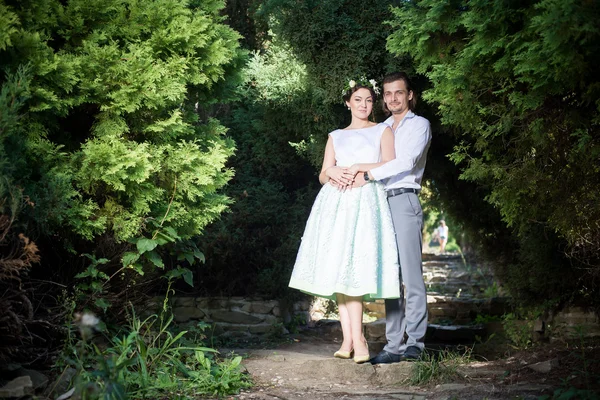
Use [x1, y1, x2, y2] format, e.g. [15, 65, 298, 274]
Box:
[370, 118, 431, 181]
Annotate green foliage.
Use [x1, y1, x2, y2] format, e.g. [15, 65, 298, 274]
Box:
[285, 313, 308, 334]
[74, 254, 111, 312]
[502, 312, 536, 350]
[0, 64, 30, 212]
[444, 239, 460, 253]
[60, 283, 251, 399]
[75, 242, 199, 315]
[387, 0, 600, 305]
[482, 282, 501, 299]
[261, 0, 404, 104]
[0, 0, 241, 251]
[198, 35, 336, 298]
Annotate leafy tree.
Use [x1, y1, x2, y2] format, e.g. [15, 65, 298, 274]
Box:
[0, 0, 242, 265]
[387, 0, 600, 305]
[198, 37, 336, 298]
[261, 0, 402, 105]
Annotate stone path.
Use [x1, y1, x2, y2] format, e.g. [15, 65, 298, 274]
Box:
[218, 254, 558, 400]
[421, 253, 498, 300]
[223, 329, 555, 400]
[351, 254, 507, 349]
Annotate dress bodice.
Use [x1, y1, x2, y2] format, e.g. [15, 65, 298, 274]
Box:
[329, 124, 387, 167]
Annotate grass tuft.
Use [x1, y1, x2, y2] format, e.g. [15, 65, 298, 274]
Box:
[406, 348, 473, 386]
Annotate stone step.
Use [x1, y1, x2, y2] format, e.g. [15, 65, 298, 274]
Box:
[364, 318, 487, 345]
[362, 296, 510, 324]
[422, 253, 463, 262]
[426, 323, 486, 343]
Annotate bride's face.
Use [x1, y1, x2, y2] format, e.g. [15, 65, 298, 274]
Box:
[346, 88, 373, 120]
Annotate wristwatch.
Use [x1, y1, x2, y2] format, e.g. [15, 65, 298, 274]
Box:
[364, 171, 370, 182]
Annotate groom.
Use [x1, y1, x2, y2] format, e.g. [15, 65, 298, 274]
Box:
[354, 71, 431, 363]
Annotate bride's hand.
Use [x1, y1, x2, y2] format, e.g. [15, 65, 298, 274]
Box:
[326, 166, 354, 187]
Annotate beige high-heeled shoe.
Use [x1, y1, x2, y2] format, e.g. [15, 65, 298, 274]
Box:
[353, 341, 370, 364]
[353, 353, 370, 364]
[334, 349, 353, 359]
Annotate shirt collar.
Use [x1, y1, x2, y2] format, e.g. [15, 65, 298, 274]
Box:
[383, 111, 415, 130]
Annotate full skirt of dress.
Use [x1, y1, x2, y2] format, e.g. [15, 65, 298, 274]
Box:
[289, 182, 400, 300]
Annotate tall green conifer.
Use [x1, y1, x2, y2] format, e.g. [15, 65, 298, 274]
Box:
[387, 0, 600, 303]
[0, 0, 241, 246]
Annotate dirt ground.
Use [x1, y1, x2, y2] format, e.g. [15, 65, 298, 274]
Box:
[217, 328, 600, 400]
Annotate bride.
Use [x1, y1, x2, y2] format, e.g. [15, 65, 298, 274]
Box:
[289, 78, 400, 363]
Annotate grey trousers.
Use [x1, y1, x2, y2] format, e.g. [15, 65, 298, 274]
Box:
[383, 192, 428, 354]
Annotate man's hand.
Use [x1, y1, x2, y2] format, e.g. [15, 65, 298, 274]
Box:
[352, 172, 368, 188]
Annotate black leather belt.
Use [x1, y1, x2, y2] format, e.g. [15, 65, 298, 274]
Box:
[386, 188, 419, 198]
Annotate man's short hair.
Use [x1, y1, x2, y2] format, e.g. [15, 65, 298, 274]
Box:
[382, 71, 417, 112]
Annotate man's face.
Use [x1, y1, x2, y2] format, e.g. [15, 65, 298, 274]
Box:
[383, 79, 413, 115]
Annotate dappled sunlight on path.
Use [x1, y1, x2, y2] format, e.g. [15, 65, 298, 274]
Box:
[223, 329, 557, 400]
[219, 255, 561, 399]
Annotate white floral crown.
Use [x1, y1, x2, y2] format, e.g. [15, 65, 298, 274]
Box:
[341, 76, 381, 97]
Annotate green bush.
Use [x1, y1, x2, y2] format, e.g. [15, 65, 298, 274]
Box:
[197, 35, 337, 298]
[59, 284, 251, 399]
[0, 0, 241, 266]
[502, 312, 534, 350]
[387, 0, 600, 306]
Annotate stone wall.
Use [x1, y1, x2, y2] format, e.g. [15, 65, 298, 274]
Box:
[549, 306, 600, 340]
[166, 296, 599, 343]
[362, 296, 510, 324]
[169, 296, 311, 338]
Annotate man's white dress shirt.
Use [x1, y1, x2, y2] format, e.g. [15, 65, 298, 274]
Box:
[371, 112, 431, 190]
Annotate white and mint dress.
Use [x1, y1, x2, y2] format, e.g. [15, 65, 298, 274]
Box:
[289, 124, 400, 300]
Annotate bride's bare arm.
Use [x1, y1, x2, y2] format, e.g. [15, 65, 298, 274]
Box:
[319, 136, 354, 186]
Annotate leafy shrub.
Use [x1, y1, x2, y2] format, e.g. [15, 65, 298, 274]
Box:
[0, 1, 244, 311]
[387, 0, 600, 307]
[502, 312, 534, 350]
[1, 0, 241, 244]
[59, 284, 251, 399]
[198, 36, 335, 299]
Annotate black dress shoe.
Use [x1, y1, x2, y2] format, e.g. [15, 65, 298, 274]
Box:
[369, 350, 402, 365]
[400, 346, 423, 361]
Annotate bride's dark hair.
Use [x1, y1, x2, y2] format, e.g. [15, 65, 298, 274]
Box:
[342, 85, 377, 103]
